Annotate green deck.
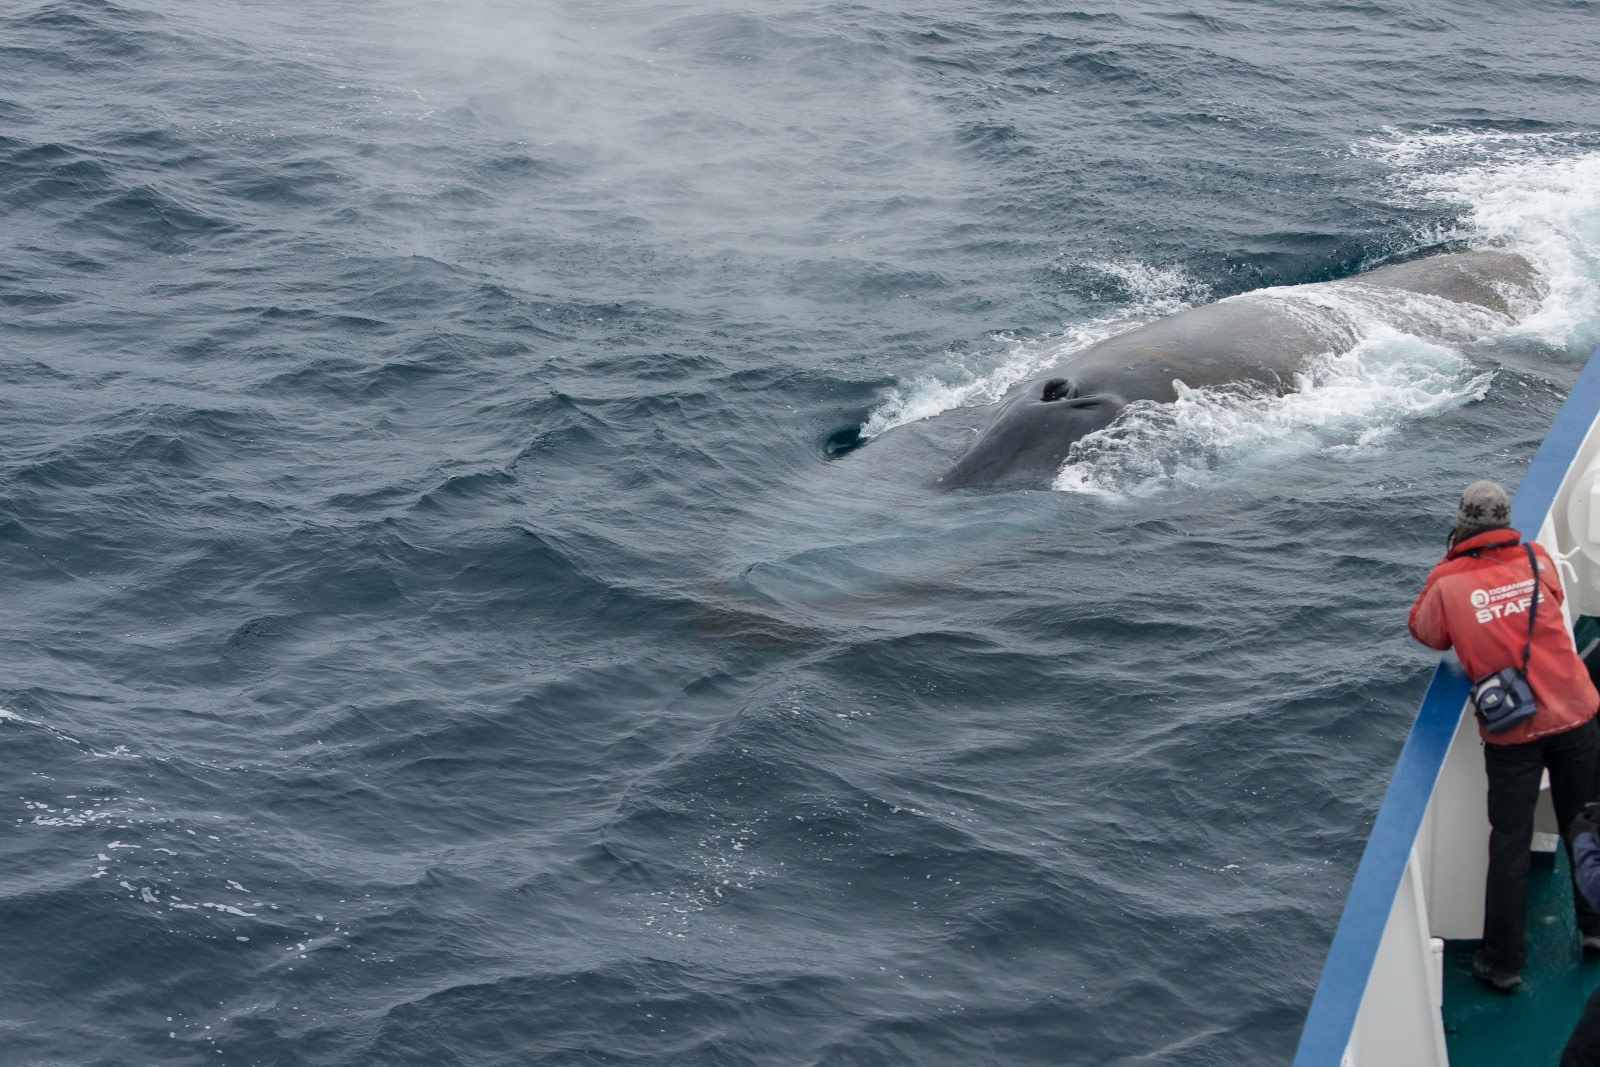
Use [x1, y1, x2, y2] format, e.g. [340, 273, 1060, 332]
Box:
[1443, 851, 1600, 1065]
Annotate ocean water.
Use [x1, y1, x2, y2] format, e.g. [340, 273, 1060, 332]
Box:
[4, 1, 1600, 1063]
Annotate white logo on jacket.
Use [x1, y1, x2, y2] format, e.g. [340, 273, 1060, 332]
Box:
[1471, 577, 1536, 624]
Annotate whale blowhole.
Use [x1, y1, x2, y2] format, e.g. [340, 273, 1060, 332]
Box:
[1040, 378, 1080, 402]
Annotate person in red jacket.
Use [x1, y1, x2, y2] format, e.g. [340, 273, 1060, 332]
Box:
[1409, 480, 1600, 992]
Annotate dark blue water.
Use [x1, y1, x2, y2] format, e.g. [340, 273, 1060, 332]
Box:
[5, 1, 1600, 1063]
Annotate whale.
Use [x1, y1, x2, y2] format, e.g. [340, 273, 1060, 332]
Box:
[934, 249, 1544, 490]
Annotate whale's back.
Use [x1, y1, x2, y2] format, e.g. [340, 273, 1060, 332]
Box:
[935, 248, 1546, 491]
[1351, 250, 1543, 318]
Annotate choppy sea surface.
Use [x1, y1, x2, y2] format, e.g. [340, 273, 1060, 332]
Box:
[5, 1, 1600, 1063]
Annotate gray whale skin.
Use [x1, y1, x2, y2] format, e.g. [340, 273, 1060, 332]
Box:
[936, 249, 1542, 490]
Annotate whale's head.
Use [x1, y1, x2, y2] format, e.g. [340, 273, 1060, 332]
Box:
[936, 377, 1125, 490]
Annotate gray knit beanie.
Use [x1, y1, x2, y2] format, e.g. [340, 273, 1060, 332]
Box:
[1457, 480, 1512, 532]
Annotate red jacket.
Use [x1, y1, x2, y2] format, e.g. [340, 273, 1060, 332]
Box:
[1409, 528, 1598, 744]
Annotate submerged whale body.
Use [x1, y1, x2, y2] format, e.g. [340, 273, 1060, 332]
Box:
[936, 249, 1544, 490]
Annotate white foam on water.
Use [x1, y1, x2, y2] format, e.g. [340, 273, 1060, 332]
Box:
[1363, 130, 1600, 346]
[201, 902, 256, 918]
[1053, 330, 1491, 495]
[859, 259, 1209, 438]
[0, 703, 135, 757]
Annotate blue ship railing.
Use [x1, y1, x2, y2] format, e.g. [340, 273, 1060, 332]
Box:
[1292, 345, 1600, 1066]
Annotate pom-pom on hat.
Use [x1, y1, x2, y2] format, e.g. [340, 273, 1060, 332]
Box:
[1458, 479, 1512, 532]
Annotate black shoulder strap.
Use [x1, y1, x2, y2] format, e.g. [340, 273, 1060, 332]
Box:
[1521, 543, 1540, 673]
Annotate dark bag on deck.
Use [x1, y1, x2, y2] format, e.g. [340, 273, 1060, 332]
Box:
[1471, 543, 1540, 735]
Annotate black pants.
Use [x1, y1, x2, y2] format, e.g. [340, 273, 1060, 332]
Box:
[1482, 718, 1600, 973]
[1565, 983, 1600, 1066]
